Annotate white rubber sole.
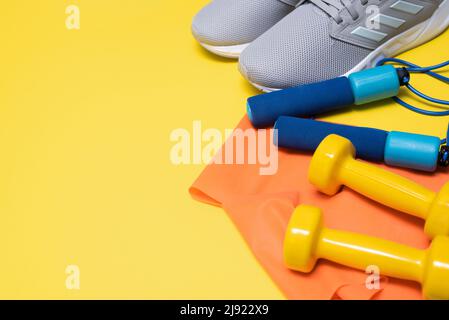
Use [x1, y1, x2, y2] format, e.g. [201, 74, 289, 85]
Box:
[250, 0, 449, 92]
[249, 81, 280, 93]
[199, 42, 250, 59]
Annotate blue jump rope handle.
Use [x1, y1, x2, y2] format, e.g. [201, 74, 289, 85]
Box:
[247, 65, 401, 128]
[247, 77, 354, 128]
[275, 116, 442, 172]
[274, 116, 387, 162]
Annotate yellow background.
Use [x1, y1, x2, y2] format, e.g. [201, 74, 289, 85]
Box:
[0, 0, 448, 299]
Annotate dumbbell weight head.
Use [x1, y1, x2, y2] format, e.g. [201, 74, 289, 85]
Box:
[426, 182, 449, 238]
[283, 205, 324, 273]
[422, 236, 449, 300]
[308, 134, 354, 196]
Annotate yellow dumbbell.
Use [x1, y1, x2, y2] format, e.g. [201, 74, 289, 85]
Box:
[284, 205, 449, 299]
[308, 134, 449, 238]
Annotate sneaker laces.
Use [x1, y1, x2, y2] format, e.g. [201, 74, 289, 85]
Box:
[309, 0, 369, 24]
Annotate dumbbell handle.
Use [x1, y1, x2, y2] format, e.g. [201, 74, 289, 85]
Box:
[317, 228, 425, 282]
[340, 158, 435, 219]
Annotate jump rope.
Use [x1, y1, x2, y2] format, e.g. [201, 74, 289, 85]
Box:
[246, 57, 449, 172]
[376, 57, 449, 117]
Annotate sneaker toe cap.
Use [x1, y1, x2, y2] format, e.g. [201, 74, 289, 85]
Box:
[192, 0, 294, 46]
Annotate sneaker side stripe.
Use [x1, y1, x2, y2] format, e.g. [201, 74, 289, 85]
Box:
[390, 0, 424, 14]
[351, 26, 388, 42]
[372, 13, 406, 28]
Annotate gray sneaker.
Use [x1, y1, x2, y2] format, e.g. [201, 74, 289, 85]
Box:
[192, 0, 302, 58]
[239, 0, 449, 91]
